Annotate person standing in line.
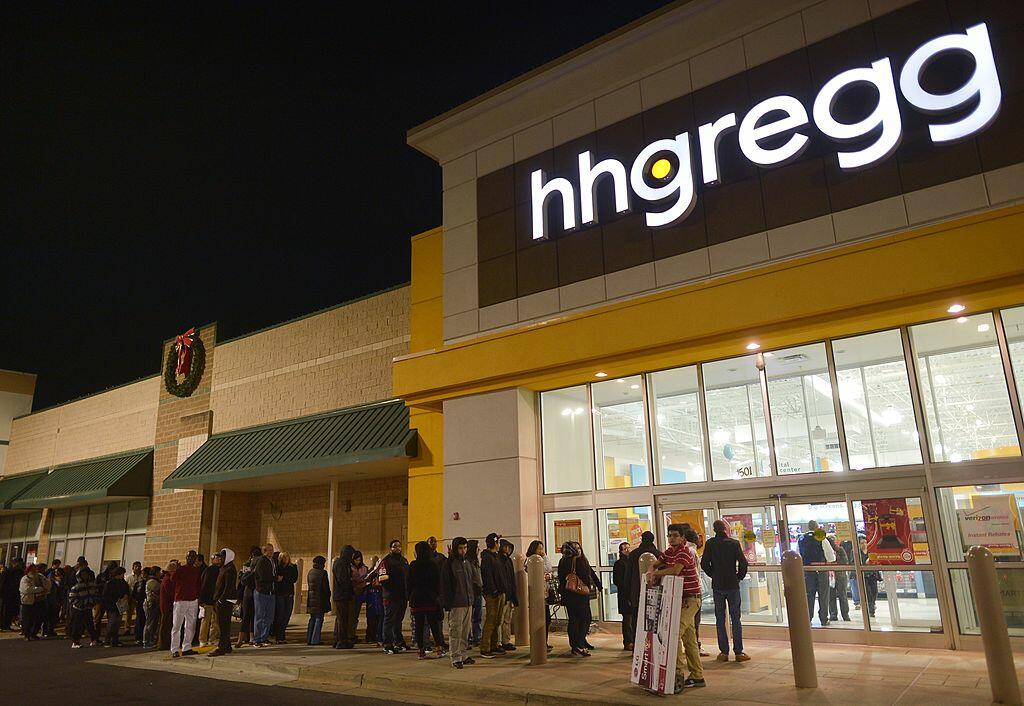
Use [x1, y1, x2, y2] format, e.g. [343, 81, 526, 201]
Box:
[305, 555, 331, 646]
[158, 562, 177, 651]
[130, 567, 148, 645]
[331, 545, 355, 649]
[497, 539, 518, 652]
[350, 550, 369, 644]
[622, 531, 661, 645]
[700, 519, 750, 663]
[441, 537, 477, 669]
[612, 542, 633, 650]
[682, 527, 710, 657]
[67, 567, 100, 648]
[43, 564, 65, 638]
[143, 567, 161, 648]
[828, 535, 851, 623]
[19, 562, 49, 640]
[102, 565, 129, 647]
[198, 552, 222, 647]
[252, 543, 277, 648]
[478, 533, 506, 658]
[525, 541, 554, 651]
[206, 548, 237, 657]
[648, 524, 705, 693]
[379, 539, 410, 654]
[466, 541, 483, 648]
[407, 541, 446, 660]
[0, 558, 22, 631]
[170, 551, 202, 657]
[236, 546, 260, 648]
[557, 542, 594, 657]
[364, 555, 384, 646]
[124, 561, 143, 637]
[273, 552, 297, 644]
[858, 535, 880, 618]
[798, 520, 835, 626]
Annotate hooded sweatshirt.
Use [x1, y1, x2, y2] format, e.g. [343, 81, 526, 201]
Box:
[213, 549, 238, 603]
[440, 538, 474, 609]
[407, 541, 441, 613]
[331, 545, 355, 601]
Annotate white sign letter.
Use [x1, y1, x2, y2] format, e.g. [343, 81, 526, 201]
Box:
[697, 113, 737, 184]
[629, 134, 696, 228]
[899, 23, 1001, 143]
[577, 151, 629, 226]
[813, 58, 902, 170]
[530, 169, 576, 240]
[738, 95, 809, 167]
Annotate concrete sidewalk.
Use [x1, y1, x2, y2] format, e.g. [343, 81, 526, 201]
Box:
[94, 620, 1021, 705]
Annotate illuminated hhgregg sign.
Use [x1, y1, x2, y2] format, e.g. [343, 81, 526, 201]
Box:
[531, 23, 1002, 240]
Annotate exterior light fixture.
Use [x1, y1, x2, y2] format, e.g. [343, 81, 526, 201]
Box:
[746, 342, 761, 351]
[947, 303, 966, 313]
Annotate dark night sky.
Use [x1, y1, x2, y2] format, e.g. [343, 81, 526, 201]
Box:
[1, 1, 675, 410]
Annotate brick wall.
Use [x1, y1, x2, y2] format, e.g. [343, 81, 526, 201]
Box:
[214, 489, 258, 567]
[143, 325, 216, 567]
[4, 376, 159, 475]
[210, 286, 411, 433]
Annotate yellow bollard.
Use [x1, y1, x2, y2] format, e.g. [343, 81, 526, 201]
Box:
[781, 550, 818, 689]
[968, 546, 1022, 705]
[514, 552, 529, 646]
[526, 554, 548, 665]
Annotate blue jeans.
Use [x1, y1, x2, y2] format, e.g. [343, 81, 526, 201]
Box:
[470, 594, 483, 644]
[306, 610, 324, 645]
[713, 588, 743, 655]
[274, 594, 293, 641]
[253, 591, 275, 644]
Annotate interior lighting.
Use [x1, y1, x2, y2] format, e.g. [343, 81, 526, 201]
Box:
[595, 371, 608, 378]
[956, 316, 969, 324]
[947, 303, 967, 313]
[978, 323, 990, 332]
[746, 342, 761, 351]
[630, 384, 640, 390]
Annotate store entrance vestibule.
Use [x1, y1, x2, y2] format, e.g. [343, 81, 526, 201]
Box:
[656, 482, 947, 647]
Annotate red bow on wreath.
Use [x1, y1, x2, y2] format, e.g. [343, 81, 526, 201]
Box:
[174, 328, 196, 376]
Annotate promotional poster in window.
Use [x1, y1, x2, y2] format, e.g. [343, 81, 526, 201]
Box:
[631, 574, 682, 695]
[861, 498, 915, 564]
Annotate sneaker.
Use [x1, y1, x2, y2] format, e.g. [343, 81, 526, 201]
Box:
[89, 641, 101, 647]
[673, 678, 685, 695]
[182, 649, 198, 656]
[479, 651, 496, 659]
[462, 657, 476, 665]
[71, 643, 81, 649]
[418, 651, 431, 660]
[199, 641, 208, 647]
[254, 643, 265, 649]
[453, 661, 464, 669]
[683, 677, 706, 688]
[501, 643, 516, 651]
[493, 647, 506, 655]
[699, 648, 710, 657]
[171, 651, 181, 658]
[716, 653, 729, 662]
[735, 653, 751, 662]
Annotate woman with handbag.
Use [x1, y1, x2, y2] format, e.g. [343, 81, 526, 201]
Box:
[556, 542, 594, 657]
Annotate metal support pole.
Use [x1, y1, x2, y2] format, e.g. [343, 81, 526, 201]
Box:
[781, 550, 818, 689]
[967, 546, 1022, 705]
[327, 480, 337, 563]
[514, 552, 529, 646]
[527, 555, 547, 665]
[293, 557, 304, 616]
[209, 490, 221, 557]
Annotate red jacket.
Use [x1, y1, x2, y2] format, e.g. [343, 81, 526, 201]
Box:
[160, 575, 176, 613]
[173, 563, 201, 602]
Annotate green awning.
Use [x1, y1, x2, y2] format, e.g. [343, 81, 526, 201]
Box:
[0, 470, 48, 510]
[11, 449, 153, 509]
[163, 399, 417, 490]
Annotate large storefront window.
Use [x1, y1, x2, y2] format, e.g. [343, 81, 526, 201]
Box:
[911, 313, 1020, 462]
[48, 500, 149, 572]
[648, 366, 706, 484]
[832, 330, 922, 469]
[765, 343, 842, 475]
[543, 510, 597, 566]
[1003, 305, 1024, 412]
[541, 385, 593, 493]
[702, 355, 769, 480]
[935, 484, 1024, 563]
[949, 568, 1024, 636]
[592, 376, 648, 489]
[0, 511, 42, 565]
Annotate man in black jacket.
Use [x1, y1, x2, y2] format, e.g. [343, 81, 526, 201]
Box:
[497, 539, 518, 652]
[198, 554, 221, 647]
[700, 520, 749, 662]
[207, 548, 237, 657]
[102, 566, 129, 647]
[621, 531, 660, 640]
[612, 542, 633, 649]
[331, 545, 355, 649]
[252, 543, 276, 647]
[478, 533, 506, 658]
[379, 539, 409, 654]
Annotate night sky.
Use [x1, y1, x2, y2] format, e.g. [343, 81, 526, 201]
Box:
[1, 1, 675, 410]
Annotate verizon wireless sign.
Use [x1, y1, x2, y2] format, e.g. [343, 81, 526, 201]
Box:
[531, 23, 1002, 240]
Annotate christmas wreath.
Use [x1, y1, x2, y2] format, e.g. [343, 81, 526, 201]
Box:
[164, 328, 206, 398]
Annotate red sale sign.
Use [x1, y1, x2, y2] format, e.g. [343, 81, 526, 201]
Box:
[860, 498, 915, 565]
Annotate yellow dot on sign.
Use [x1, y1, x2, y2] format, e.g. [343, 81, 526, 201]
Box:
[651, 158, 672, 179]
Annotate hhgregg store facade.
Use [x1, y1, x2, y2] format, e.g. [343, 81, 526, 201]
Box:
[397, 0, 1024, 650]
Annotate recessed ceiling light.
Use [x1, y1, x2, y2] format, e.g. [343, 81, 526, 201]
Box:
[977, 323, 990, 333]
[956, 316, 968, 324]
[616, 378, 626, 383]
[746, 342, 761, 351]
[947, 303, 966, 314]
[595, 371, 608, 378]
[630, 384, 640, 390]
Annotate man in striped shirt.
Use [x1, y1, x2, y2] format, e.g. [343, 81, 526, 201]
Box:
[648, 523, 705, 693]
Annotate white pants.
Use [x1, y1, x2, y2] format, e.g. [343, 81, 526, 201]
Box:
[171, 599, 198, 654]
